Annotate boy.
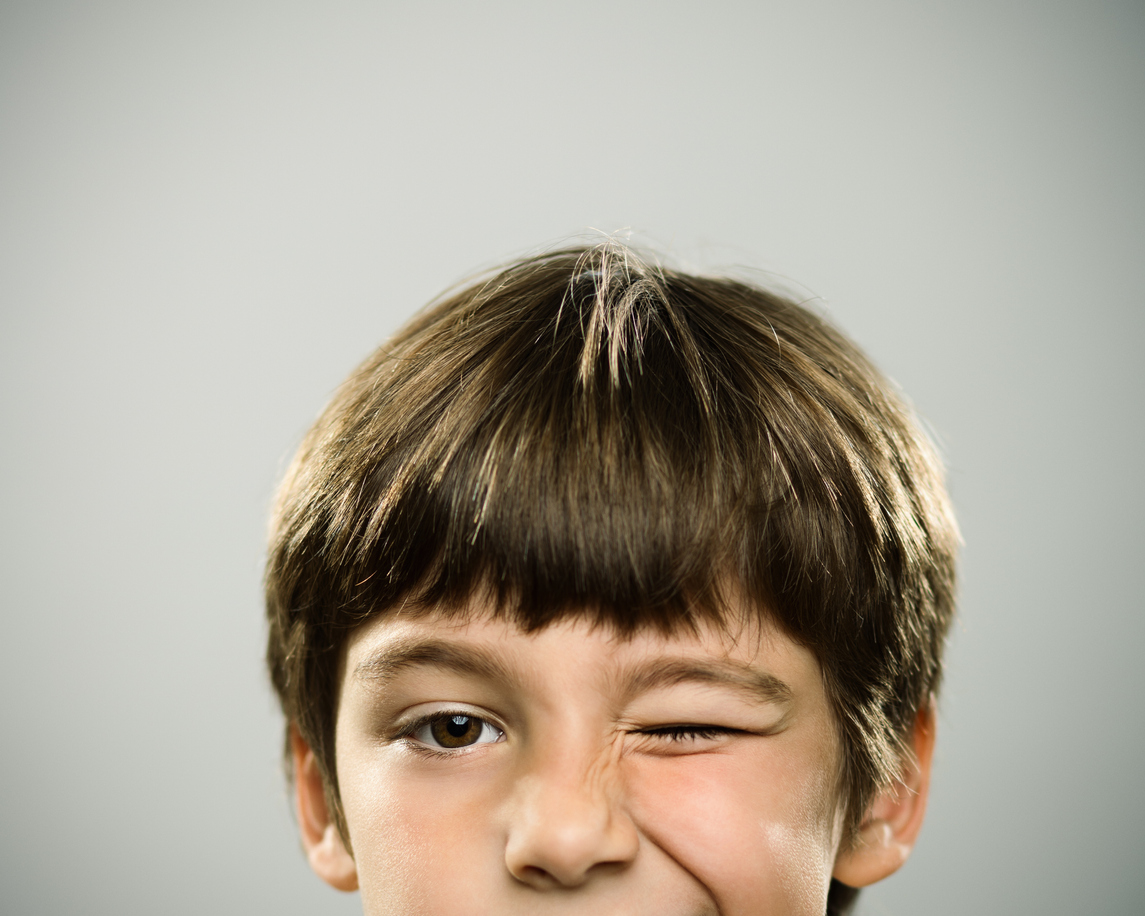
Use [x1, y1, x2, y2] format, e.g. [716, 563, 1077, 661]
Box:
[265, 242, 958, 916]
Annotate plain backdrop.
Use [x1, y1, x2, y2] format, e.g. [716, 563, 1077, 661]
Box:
[1, 2, 1142, 914]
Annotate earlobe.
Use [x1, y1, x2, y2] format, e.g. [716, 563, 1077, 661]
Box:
[832, 700, 936, 889]
[290, 726, 359, 892]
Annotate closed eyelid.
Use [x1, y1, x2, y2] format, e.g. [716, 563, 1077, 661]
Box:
[638, 724, 743, 737]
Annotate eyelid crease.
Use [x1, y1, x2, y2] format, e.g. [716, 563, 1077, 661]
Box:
[391, 706, 503, 735]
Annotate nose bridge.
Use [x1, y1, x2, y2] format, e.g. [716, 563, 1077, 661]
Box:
[503, 724, 638, 888]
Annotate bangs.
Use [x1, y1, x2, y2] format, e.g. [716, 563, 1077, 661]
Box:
[305, 247, 764, 634]
[275, 242, 924, 643]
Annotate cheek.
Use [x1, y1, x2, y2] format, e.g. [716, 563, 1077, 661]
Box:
[624, 748, 841, 916]
[340, 758, 505, 916]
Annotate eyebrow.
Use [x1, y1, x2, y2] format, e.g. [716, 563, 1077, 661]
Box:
[354, 637, 792, 707]
[354, 638, 515, 686]
[622, 657, 793, 707]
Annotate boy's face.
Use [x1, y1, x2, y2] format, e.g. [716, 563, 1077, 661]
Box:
[322, 602, 852, 916]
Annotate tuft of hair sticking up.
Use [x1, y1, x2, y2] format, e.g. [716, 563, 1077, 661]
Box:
[265, 241, 958, 855]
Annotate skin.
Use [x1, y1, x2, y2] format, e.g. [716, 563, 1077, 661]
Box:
[294, 604, 934, 916]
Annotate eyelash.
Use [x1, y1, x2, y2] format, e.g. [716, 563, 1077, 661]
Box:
[395, 711, 505, 756]
[639, 725, 742, 742]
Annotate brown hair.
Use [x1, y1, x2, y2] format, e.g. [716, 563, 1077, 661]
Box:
[265, 242, 957, 892]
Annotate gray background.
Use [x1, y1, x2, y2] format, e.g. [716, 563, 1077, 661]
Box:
[2, 2, 1142, 914]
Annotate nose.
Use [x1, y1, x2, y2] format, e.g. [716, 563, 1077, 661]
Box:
[503, 752, 640, 889]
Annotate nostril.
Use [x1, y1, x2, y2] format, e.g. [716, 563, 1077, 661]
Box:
[513, 860, 623, 889]
[507, 829, 638, 889]
[514, 864, 559, 888]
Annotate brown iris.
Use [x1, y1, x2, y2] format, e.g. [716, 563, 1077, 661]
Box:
[429, 715, 484, 748]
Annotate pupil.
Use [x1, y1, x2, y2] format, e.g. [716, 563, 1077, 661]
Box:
[446, 716, 471, 737]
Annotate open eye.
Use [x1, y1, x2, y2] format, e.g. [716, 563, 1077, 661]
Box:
[410, 713, 504, 750]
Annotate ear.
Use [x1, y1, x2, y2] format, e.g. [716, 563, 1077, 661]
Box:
[832, 699, 937, 888]
[290, 725, 359, 892]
